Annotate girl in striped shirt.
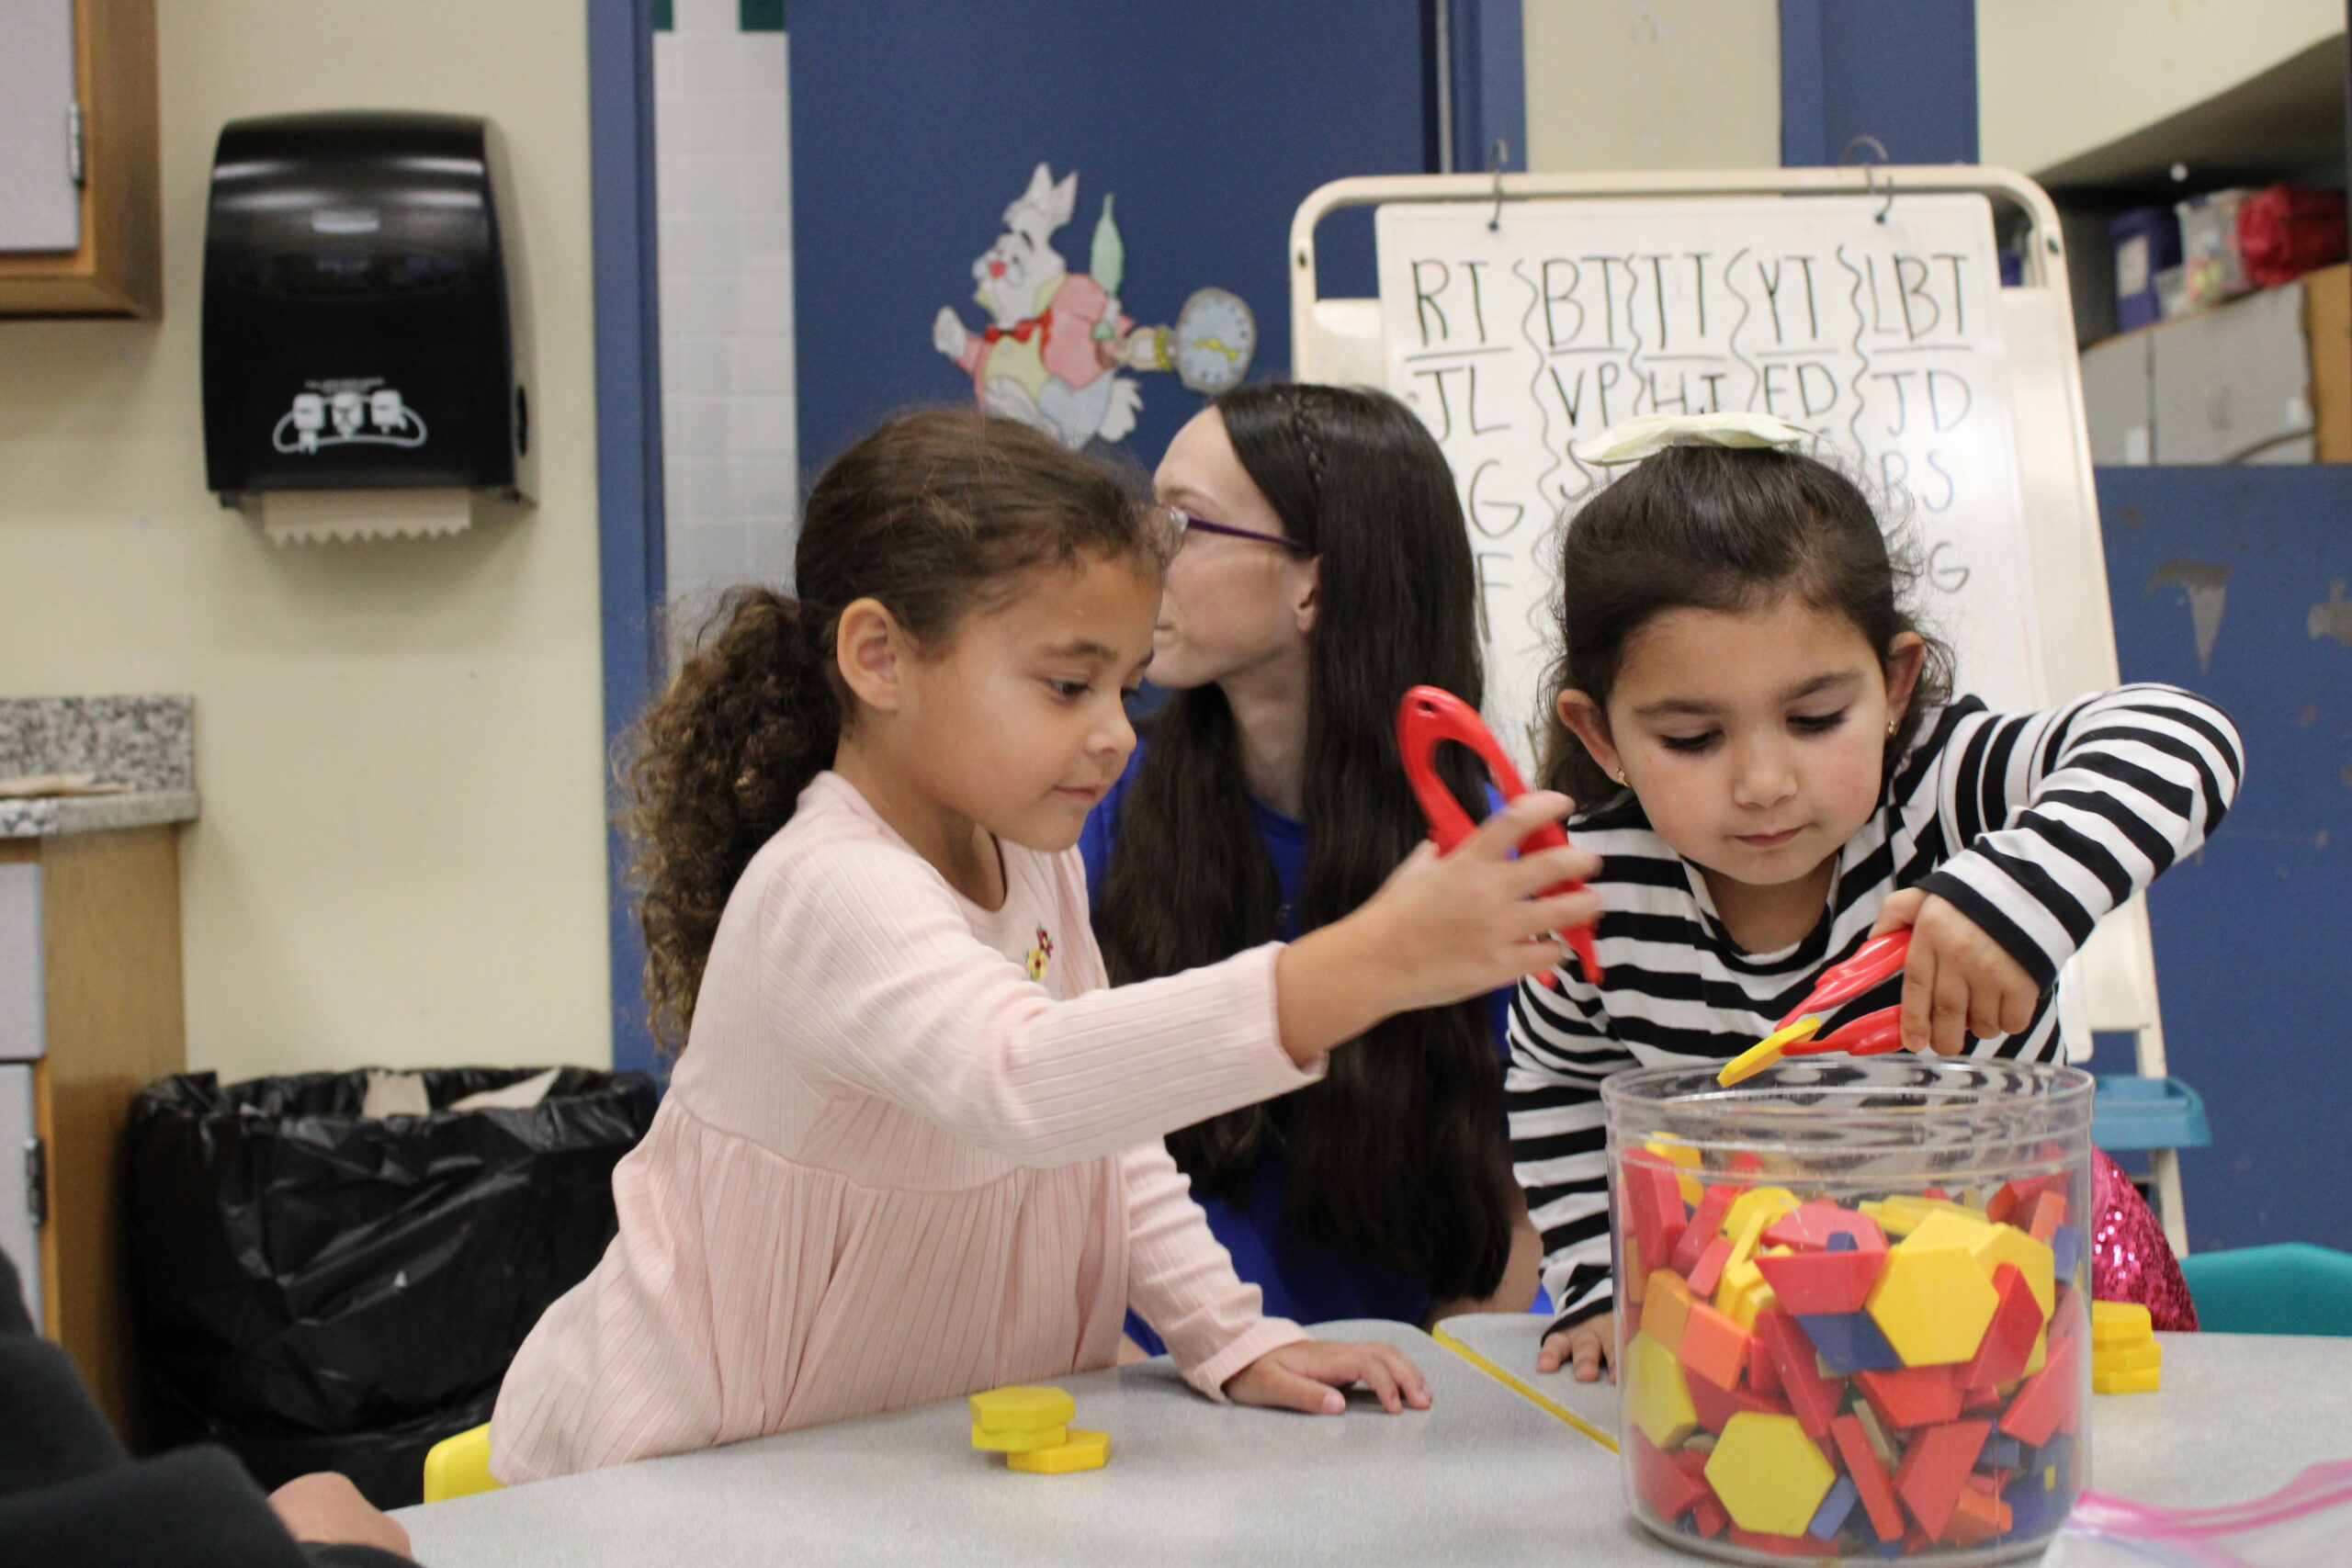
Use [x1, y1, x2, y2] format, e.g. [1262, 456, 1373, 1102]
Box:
[492, 410, 1599, 1481]
[1506, 430, 2242, 1383]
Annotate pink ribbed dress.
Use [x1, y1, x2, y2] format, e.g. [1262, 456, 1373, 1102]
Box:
[490, 773, 1317, 1483]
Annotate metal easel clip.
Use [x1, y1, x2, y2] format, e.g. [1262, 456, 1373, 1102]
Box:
[1840, 135, 1894, 224]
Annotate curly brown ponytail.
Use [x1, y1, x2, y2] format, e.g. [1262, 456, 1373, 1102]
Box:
[621, 407, 1168, 1054]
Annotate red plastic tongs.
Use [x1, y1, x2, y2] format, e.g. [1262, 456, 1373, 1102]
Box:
[1717, 930, 1914, 1084]
[1395, 685, 1600, 989]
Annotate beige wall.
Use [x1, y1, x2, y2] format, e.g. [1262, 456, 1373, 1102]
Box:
[1522, 0, 1781, 174]
[0, 2, 614, 1080]
[1980, 0, 2345, 175]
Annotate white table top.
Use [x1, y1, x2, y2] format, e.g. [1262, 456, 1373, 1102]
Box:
[399, 1316, 2352, 1566]
[1434, 1311, 2352, 1507]
[399, 1321, 1637, 1568]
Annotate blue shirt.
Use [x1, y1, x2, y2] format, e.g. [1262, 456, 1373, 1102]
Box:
[1077, 743, 1513, 1348]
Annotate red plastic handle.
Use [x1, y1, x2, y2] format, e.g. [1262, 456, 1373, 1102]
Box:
[1776, 930, 1911, 1032]
[1781, 1006, 1908, 1060]
[1396, 685, 1600, 986]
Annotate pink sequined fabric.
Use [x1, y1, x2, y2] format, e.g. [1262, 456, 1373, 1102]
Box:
[2090, 1146, 2199, 1330]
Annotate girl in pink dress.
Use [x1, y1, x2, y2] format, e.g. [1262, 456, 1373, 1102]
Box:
[491, 410, 1600, 1482]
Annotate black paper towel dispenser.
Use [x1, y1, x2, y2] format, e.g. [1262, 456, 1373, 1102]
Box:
[202, 111, 535, 503]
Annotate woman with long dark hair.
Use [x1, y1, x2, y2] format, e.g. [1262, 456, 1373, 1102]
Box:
[1083, 383, 1538, 1347]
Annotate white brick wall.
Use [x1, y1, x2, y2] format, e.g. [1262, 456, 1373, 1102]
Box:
[653, 0, 797, 632]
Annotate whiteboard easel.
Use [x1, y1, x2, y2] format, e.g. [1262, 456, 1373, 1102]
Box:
[1290, 167, 2192, 1253]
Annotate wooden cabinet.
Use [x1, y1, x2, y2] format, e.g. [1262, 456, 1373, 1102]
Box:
[0, 828, 186, 1446]
[0, 0, 160, 317]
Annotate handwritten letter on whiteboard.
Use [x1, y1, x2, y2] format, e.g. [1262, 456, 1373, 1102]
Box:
[1374, 194, 2042, 761]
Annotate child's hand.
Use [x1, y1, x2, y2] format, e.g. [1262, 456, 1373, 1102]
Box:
[1225, 1339, 1432, 1416]
[1871, 889, 2041, 1055]
[1535, 1314, 1615, 1383]
[1275, 793, 1601, 1066]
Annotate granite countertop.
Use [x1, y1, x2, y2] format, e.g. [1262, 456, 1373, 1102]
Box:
[0, 696, 199, 839]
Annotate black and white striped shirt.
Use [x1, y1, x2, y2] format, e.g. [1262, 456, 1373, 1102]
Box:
[1508, 687, 2244, 1332]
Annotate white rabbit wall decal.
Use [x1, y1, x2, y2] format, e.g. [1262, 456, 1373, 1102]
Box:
[933, 162, 1257, 449]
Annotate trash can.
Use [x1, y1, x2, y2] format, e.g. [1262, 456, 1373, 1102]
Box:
[127, 1066, 658, 1507]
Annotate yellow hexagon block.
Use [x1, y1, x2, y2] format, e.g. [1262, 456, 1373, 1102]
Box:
[969, 1385, 1076, 1431]
[1866, 1242, 1999, 1366]
[1626, 1329, 1700, 1450]
[1972, 1221, 2057, 1318]
[1705, 1411, 1837, 1537]
[1901, 1208, 1996, 1253]
[1007, 1427, 1111, 1472]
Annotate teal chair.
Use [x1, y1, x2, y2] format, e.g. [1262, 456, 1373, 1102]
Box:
[2179, 1244, 2352, 1337]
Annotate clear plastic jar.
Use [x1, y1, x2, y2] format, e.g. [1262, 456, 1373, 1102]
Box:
[1602, 1058, 2095, 1565]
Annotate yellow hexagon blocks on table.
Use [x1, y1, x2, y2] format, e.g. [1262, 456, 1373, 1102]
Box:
[1009, 1427, 1112, 1472]
[1705, 1412, 1837, 1537]
[968, 1385, 1108, 1472]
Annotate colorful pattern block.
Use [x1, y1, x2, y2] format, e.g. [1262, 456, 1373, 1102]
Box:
[1808, 1473, 1860, 1541]
[1867, 1241, 1999, 1366]
[2052, 1223, 2085, 1280]
[1997, 1332, 2082, 1447]
[1893, 1418, 1991, 1540]
[1713, 1258, 1777, 1329]
[1971, 1222, 2057, 1318]
[1855, 1365, 1964, 1429]
[1706, 1412, 1838, 1538]
[1672, 1185, 1740, 1273]
[1631, 1427, 1711, 1522]
[1799, 1309, 1905, 1373]
[1767, 1201, 1889, 1253]
[1961, 1262, 2048, 1390]
[2090, 1301, 2153, 1344]
[1678, 1299, 1752, 1393]
[1627, 1329, 1702, 1449]
[971, 1421, 1069, 1452]
[1689, 1372, 1788, 1437]
[969, 1385, 1076, 1430]
[1724, 1186, 1804, 1245]
[1832, 1413, 1907, 1543]
[1646, 1138, 1707, 1205]
[1645, 1269, 1696, 1357]
[1755, 1308, 1845, 1439]
[1006, 1427, 1110, 1472]
[1756, 1244, 1883, 1314]
[1625, 1160, 1690, 1285]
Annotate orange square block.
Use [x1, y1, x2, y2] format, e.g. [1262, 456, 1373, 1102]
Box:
[1645, 1269, 1697, 1356]
[1679, 1299, 1752, 1393]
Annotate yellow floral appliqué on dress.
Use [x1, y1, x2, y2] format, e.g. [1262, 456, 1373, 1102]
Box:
[1025, 927, 1054, 982]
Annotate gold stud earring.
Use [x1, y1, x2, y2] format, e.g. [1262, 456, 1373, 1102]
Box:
[1613, 767, 1629, 785]
[1887, 716, 1901, 737]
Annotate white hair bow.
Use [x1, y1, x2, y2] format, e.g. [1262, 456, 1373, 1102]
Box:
[1570, 412, 1814, 466]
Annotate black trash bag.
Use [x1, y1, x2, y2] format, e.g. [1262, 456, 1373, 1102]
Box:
[127, 1066, 657, 1507]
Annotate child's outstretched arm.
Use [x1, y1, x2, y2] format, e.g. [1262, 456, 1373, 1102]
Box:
[1119, 1142, 1430, 1415]
[1506, 968, 1633, 1381]
[1884, 684, 2244, 1055]
[782, 795, 1597, 1168]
